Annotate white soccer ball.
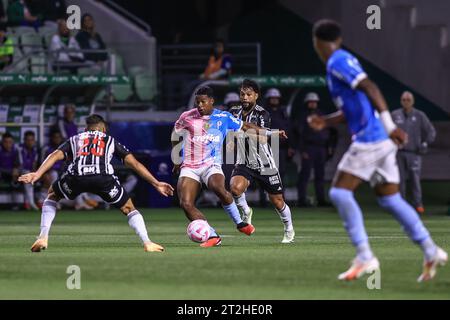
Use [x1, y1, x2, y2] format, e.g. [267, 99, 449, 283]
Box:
[187, 219, 211, 243]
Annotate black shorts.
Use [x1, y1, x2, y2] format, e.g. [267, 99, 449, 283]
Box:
[52, 174, 129, 208]
[231, 165, 284, 194]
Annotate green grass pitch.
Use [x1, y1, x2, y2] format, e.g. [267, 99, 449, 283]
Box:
[0, 205, 449, 299]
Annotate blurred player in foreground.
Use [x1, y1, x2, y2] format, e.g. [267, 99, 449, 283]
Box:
[19, 114, 174, 253]
[309, 19, 447, 282]
[172, 86, 287, 247]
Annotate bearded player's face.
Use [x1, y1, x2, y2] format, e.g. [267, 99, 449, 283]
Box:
[240, 87, 258, 109]
[195, 95, 214, 116]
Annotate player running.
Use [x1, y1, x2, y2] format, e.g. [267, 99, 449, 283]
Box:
[229, 79, 295, 244]
[309, 19, 447, 282]
[19, 114, 174, 253]
[172, 86, 287, 247]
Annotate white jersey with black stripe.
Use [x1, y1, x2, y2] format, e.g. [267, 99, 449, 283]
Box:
[58, 130, 130, 176]
[229, 104, 278, 172]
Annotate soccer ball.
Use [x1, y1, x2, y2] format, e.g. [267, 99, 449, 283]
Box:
[187, 219, 211, 243]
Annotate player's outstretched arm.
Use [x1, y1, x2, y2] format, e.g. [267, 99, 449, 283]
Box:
[124, 154, 174, 197]
[357, 78, 407, 145]
[18, 150, 65, 185]
[241, 122, 288, 140]
[307, 111, 345, 131]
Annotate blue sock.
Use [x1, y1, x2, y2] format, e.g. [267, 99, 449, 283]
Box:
[209, 226, 218, 238]
[377, 193, 436, 259]
[329, 187, 373, 260]
[222, 201, 243, 225]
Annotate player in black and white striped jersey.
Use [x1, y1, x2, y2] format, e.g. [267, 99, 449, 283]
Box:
[19, 114, 174, 253]
[228, 79, 295, 243]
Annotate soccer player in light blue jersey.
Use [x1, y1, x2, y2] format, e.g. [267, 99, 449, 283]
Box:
[309, 19, 447, 282]
[172, 86, 287, 247]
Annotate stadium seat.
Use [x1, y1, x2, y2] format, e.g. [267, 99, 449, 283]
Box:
[20, 32, 43, 55]
[111, 53, 125, 74]
[11, 26, 36, 36]
[30, 53, 47, 74]
[128, 65, 147, 75]
[11, 50, 29, 73]
[37, 25, 57, 36]
[111, 83, 133, 101]
[134, 74, 156, 101]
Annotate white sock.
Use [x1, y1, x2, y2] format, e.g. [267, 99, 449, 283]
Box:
[127, 210, 150, 244]
[39, 199, 58, 238]
[233, 193, 251, 215]
[420, 237, 438, 261]
[356, 241, 374, 262]
[276, 204, 293, 232]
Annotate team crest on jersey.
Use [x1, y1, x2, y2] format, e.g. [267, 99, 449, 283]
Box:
[109, 186, 119, 198]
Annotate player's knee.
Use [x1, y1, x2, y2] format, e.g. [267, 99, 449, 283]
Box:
[329, 187, 352, 204]
[230, 183, 244, 197]
[180, 199, 195, 212]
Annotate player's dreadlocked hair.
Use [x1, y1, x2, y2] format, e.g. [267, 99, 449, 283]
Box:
[313, 19, 342, 42]
[240, 79, 260, 95]
[195, 86, 214, 98]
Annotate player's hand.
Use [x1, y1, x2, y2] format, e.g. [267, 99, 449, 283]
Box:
[307, 114, 326, 131]
[172, 164, 181, 175]
[155, 181, 174, 197]
[389, 128, 408, 146]
[18, 172, 41, 185]
[301, 152, 309, 160]
[278, 130, 288, 140]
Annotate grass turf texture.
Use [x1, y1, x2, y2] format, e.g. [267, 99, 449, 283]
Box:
[0, 205, 449, 299]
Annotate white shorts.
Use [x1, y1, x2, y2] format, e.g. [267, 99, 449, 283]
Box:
[337, 139, 400, 186]
[179, 164, 224, 185]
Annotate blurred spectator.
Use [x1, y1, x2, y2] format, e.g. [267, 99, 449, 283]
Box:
[290, 92, 334, 207]
[75, 13, 108, 67]
[200, 39, 232, 80]
[218, 92, 240, 110]
[39, 130, 63, 203]
[7, 0, 42, 28]
[392, 91, 436, 214]
[0, 1, 6, 27]
[50, 19, 84, 74]
[18, 130, 39, 210]
[265, 88, 290, 182]
[0, 132, 20, 208]
[0, 25, 14, 70]
[52, 103, 78, 139]
[42, 0, 66, 26]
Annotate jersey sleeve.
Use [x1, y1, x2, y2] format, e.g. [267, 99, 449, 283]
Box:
[57, 138, 73, 160]
[113, 139, 131, 160]
[329, 55, 367, 89]
[259, 110, 271, 129]
[225, 111, 243, 132]
[174, 112, 187, 134]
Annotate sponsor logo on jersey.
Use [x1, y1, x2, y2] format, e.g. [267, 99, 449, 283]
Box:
[192, 134, 221, 143]
[83, 166, 96, 174]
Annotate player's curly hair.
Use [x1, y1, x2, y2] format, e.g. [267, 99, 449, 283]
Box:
[313, 19, 341, 42]
[195, 86, 214, 98]
[240, 79, 260, 95]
